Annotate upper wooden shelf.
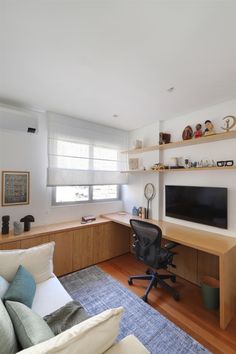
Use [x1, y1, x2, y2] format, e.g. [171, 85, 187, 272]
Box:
[121, 130, 236, 154]
[121, 166, 236, 174]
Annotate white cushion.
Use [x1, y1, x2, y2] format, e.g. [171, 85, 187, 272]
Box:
[18, 307, 123, 354]
[105, 335, 150, 354]
[32, 275, 72, 317]
[0, 275, 9, 298]
[0, 242, 55, 283]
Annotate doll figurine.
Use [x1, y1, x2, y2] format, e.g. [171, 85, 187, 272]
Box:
[204, 120, 215, 136]
[194, 123, 202, 138]
[182, 126, 193, 140]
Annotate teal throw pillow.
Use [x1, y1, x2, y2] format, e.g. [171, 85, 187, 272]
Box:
[6, 301, 54, 349]
[0, 275, 9, 298]
[4, 265, 36, 308]
[0, 299, 18, 354]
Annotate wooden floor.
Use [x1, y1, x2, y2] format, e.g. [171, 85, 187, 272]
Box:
[99, 253, 236, 354]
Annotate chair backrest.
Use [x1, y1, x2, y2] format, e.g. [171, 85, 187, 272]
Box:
[130, 219, 162, 268]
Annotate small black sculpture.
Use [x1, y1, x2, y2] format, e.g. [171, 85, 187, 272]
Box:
[20, 215, 35, 232]
[2, 215, 10, 235]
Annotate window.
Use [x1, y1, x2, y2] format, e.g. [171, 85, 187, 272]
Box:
[48, 115, 128, 202]
[55, 186, 89, 203]
[52, 185, 120, 205]
[49, 140, 119, 172]
[47, 114, 128, 187]
[92, 185, 118, 200]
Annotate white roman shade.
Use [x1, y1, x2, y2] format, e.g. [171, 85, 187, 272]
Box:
[47, 113, 128, 186]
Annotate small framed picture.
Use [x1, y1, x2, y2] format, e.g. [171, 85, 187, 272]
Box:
[2, 171, 30, 206]
[129, 158, 139, 170]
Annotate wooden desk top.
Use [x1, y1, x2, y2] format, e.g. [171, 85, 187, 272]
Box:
[102, 212, 236, 256]
[0, 218, 110, 244]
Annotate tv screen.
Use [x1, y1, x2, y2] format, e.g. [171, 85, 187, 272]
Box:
[165, 186, 228, 229]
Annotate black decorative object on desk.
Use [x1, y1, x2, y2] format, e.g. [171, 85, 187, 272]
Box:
[2, 215, 10, 235]
[20, 215, 35, 232]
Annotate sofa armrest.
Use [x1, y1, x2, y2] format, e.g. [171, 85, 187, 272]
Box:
[104, 335, 150, 354]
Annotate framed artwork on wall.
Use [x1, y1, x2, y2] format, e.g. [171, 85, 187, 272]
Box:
[1, 171, 30, 206]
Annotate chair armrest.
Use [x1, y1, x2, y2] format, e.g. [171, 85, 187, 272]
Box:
[164, 242, 179, 250]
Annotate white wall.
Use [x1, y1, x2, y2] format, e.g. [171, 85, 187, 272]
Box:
[1, 98, 236, 236]
[124, 98, 236, 237]
[122, 122, 160, 220]
[0, 113, 123, 229]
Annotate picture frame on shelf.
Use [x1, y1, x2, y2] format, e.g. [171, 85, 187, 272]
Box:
[128, 158, 139, 170]
[1, 171, 30, 206]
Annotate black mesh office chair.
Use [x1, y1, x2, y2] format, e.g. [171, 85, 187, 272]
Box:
[128, 219, 179, 302]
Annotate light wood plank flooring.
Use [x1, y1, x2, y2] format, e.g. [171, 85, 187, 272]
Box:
[99, 253, 236, 354]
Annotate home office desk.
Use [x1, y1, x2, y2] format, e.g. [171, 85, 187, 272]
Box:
[102, 212, 236, 330]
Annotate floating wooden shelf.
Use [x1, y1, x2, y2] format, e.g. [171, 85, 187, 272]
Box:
[121, 130, 236, 154]
[121, 170, 156, 174]
[121, 145, 159, 154]
[121, 166, 236, 174]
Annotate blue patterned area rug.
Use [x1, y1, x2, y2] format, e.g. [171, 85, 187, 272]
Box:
[60, 266, 210, 354]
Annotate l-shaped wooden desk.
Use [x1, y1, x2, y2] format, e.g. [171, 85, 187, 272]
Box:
[102, 212, 236, 330]
[0, 212, 236, 330]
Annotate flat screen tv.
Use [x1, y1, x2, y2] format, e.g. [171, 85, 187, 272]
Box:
[165, 185, 228, 229]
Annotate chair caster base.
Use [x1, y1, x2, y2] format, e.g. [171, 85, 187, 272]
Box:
[141, 295, 148, 303]
[173, 292, 180, 301]
[128, 278, 133, 286]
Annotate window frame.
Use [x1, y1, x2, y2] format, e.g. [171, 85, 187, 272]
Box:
[52, 184, 122, 206]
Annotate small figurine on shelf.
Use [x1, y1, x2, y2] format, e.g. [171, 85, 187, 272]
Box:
[184, 159, 190, 168]
[132, 206, 139, 216]
[150, 163, 165, 171]
[2, 215, 10, 235]
[182, 126, 193, 140]
[204, 120, 215, 136]
[194, 123, 203, 138]
[20, 215, 35, 232]
[135, 140, 143, 149]
[159, 132, 171, 145]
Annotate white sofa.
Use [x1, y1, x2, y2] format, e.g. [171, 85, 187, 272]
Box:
[27, 275, 149, 354]
[0, 242, 149, 354]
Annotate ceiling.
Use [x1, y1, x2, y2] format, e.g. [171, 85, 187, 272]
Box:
[1, 0, 236, 131]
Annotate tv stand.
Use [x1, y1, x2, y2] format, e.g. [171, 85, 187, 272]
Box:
[102, 212, 236, 330]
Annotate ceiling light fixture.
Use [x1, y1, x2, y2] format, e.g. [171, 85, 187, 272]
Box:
[167, 87, 175, 92]
[112, 114, 119, 118]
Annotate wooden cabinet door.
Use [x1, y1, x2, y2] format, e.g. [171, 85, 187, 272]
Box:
[50, 231, 73, 276]
[168, 245, 198, 284]
[93, 222, 130, 265]
[0, 241, 21, 250]
[73, 223, 131, 271]
[21, 236, 49, 249]
[109, 222, 130, 257]
[93, 224, 114, 262]
[73, 227, 94, 271]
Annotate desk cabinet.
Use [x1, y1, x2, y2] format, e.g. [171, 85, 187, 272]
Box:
[0, 241, 21, 250]
[73, 223, 130, 271]
[170, 245, 198, 284]
[0, 220, 130, 278]
[50, 231, 73, 276]
[73, 227, 95, 270]
[21, 235, 49, 248]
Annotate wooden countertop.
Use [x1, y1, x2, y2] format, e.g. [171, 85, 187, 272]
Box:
[0, 217, 111, 244]
[102, 212, 236, 256]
